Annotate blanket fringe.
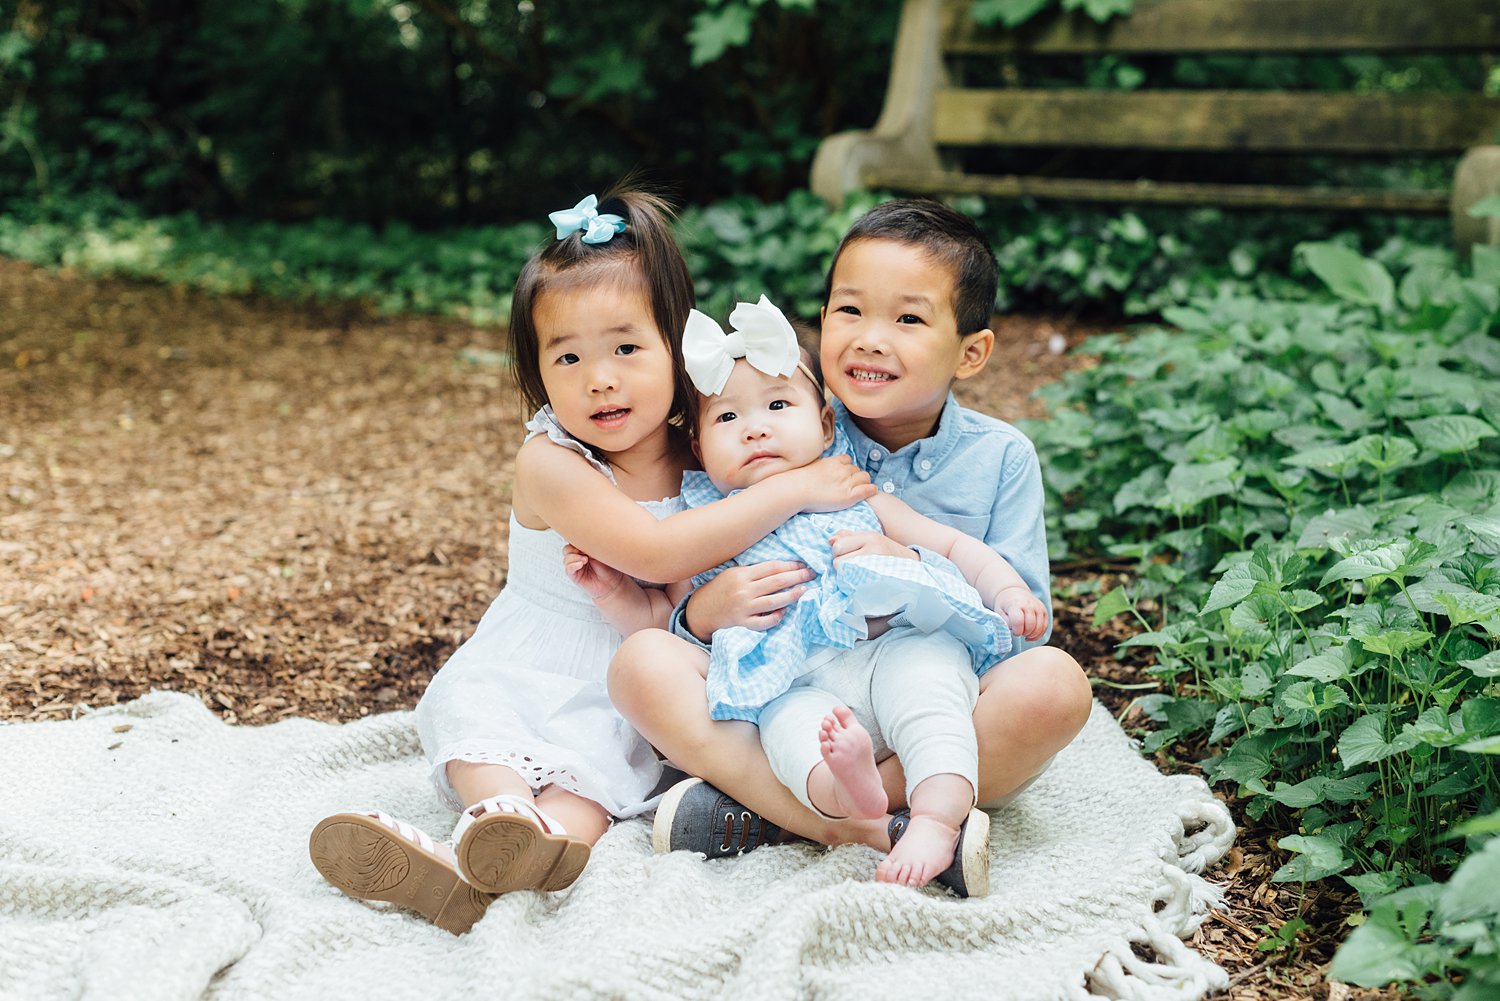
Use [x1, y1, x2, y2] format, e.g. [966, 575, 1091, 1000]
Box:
[1063, 791, 1234, 1001]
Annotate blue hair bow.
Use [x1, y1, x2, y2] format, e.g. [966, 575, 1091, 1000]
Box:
[548, 194, 626, 245]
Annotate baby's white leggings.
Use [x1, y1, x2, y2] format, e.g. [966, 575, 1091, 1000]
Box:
[757, 627, 979, 819]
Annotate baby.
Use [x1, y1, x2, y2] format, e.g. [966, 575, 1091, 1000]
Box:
[574, 297, 1047, 891]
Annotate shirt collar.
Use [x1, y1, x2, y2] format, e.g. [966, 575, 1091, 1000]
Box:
[832, 393, 962, 480]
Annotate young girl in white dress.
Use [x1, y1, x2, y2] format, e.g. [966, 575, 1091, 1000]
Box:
[307, 188, 874, 934]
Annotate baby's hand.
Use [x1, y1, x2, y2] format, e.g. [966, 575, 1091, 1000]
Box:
[829, 530, 917, 563]
[993, 586, 1049, 641]
[563, 544, 624, 601]
[794, 455, 875, 513]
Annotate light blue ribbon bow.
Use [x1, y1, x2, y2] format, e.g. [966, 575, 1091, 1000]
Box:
[548, 194, 626, 245]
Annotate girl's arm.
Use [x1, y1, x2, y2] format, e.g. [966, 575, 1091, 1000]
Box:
[863, 493, 1050, 641]
[516, 437, 873, 583]
[564, 544, 693, 636]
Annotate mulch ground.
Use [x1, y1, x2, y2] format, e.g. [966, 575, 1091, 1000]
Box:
[0, 257, 1397, 1000]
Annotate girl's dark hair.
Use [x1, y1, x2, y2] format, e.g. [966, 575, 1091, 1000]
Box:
[509, 186, 696, 431]
[822, 198, 999, 336]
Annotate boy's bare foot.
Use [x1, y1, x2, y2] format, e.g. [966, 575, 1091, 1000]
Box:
[817, 705, 888, 819]
[876, 813, 961, 889]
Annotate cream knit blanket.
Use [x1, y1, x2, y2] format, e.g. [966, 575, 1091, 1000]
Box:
[0, 691, 1233, 1001]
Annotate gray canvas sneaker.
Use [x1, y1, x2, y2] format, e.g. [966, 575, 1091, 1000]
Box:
[651, 777, 784, 858]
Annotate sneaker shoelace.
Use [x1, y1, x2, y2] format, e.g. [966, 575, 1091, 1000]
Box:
[718, 804, 779, 854]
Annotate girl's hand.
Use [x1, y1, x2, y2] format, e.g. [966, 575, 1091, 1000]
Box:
[993, 585, 1049, 641]
[684, 561, 814, 640]
[791, 455, 875, 513]
[563, 544, 625, 601]
[829, 530, 917, 563]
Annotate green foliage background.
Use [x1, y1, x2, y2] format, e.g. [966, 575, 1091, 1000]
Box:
[3, 0, 1492, 226]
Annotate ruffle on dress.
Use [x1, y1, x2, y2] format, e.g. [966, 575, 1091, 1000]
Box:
[524, 405, 615, 483]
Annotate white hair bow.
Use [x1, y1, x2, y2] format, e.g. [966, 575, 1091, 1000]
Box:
[682, 294, 802, 397]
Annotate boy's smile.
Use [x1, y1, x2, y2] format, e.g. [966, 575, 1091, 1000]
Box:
[820, 238, 993, 452]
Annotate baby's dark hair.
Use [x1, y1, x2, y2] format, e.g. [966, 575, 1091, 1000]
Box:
[509, 186, 696, 428]
[822, 199, 999, 336]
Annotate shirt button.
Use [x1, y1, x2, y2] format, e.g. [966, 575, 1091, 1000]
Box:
[869, 448, 882, 462]
[920, 459, 932, 472]
[882, 481, 895, 493]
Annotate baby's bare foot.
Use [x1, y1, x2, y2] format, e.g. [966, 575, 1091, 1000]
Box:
[818, 705, 887, 819]
[876, 814, 959, 889]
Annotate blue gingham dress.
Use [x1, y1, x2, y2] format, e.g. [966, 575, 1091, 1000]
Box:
[683, 435, 1013, 722]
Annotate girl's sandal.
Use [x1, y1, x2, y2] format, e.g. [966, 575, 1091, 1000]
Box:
[308, 811, 492, 935]
[451, 794, 592, 895]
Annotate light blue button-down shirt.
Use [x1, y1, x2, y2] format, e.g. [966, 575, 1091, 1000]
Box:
[671, 393, 1053, 658]
[833, 394, 1053, 655]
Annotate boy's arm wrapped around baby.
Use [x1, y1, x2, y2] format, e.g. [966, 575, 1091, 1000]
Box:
[864, 492, 1050, 642]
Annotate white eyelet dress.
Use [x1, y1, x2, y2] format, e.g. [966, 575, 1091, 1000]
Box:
[413, 407, 677, 819]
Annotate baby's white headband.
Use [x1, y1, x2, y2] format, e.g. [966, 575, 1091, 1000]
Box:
[682, 295, 815, 397]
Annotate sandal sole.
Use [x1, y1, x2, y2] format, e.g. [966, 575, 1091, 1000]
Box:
[952, 808, 991, 898]
[308, 813, 491, 935]
[454, 813, 591, 894]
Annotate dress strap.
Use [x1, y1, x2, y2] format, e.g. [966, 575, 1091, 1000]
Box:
[524, 406, 615, 483]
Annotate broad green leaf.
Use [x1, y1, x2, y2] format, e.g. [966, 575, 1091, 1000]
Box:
[1320, 539, 1439, 588]
[1208, 704, 1248, 743]
[1283, 441, 1362, 477]
[1352, 435, 1419, 474]
[1338, 713, 1419, 769]
[1458, 511, 1500, 554]
[1434, 838, 1500, 922]
[1457, 734, 1500, 754]
[1273, 832, 1352, 882]
[1268, 772, 1378, 809]
[1163, 697, 1217, 734]
[1240, 662, 1274, 699]
[1210, 732, 1279, 784]
[1468, 194, 1500, 217]
[1342, 871, 1404, 904]
[1295, 507, 1378, 550]
[1452, 807, 1500, 837]
[1201, 563, 1261, 615]
[1316, 392, 1376, 434]
[1405, 415, 1498, 454]
[687, 4, 755, 65]
[1329, 889, 1437, 986]
[1356, 628, 1434, 658]
[1404, 705, 1463, 747]
[1092, 586, 1133, 627]
[1287, 651, 1350, 683]
[1435, 590, 1500, 629]
[1278, 680, 1350, 716]
[1158, 458, 1238, 514]
[1442, 470, 1500, 508]
[1461, 697, 1500, 739]
[1296, 242, 1395, 313]
[1112, 465, 1166, 514]
[1282, 589, 1323, 614]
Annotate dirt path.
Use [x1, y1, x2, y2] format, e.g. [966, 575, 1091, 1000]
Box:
[0, 257, 1386, 1001]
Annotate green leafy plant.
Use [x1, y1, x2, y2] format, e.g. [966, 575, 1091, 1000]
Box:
[1029, 239, 1500, 995]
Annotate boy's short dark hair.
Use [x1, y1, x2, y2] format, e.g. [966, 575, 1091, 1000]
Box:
[822, 199, 999, 336]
